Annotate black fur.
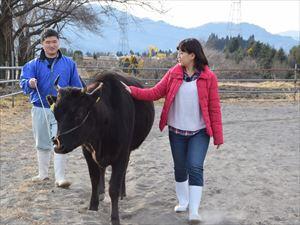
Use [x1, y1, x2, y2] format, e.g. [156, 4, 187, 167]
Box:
[48, 71, 154, 225]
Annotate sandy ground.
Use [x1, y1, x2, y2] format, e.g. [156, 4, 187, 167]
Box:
[0, 98, 299, 225]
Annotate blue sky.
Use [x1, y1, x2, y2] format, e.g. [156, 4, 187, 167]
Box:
[114, 0, 299, 34]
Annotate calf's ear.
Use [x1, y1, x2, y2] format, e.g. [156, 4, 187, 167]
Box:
[81, 86, 87, 93]
[88, 82, 103, 103]
[46, 95, 57, 106]
[54, 75, 61, 91]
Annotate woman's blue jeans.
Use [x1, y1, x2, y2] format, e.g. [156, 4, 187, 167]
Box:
[169, 128, 210, 186]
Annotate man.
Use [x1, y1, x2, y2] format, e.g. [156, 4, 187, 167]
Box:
[20, 29, 83, 188]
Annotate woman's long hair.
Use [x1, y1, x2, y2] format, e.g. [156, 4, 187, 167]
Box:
[177, 38, 208, 71]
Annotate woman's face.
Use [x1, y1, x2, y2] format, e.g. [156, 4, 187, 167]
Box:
[177, 50, 195, 68]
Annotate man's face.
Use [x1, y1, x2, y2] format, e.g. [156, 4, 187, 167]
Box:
[42, 36, 59, 57]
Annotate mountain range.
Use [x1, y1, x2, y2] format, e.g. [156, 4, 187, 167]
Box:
[277, 31, 299, 41]
[61, 7, 299, 54]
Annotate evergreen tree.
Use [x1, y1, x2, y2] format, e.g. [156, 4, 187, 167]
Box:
[73, 50, 83, 62]
[288, 45, 300, 67]
[116, 51, 123, 57]
[234, 47, 244, 64]
[93, 52, 98, 60]
[60, 47, 73, 57]
[274, 48, 287, 63]
[228, 37, 240, 53]
[247, 35, 255, 48]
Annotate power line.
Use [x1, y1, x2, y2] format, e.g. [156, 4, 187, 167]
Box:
[118, 10, 130, 54]
[227, 0, 242, 37]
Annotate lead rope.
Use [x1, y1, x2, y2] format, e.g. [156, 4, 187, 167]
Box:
[35, 80, 52, 139]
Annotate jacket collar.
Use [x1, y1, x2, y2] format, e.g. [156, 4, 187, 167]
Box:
[39, 49, 62, 61]
[170, 63, 210, 79]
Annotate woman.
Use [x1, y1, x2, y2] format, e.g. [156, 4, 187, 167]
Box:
[123, 38, 223, 223]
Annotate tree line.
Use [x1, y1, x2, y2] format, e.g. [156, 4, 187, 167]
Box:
[206, 33, 300, 69]
[59, 48, 174, 62]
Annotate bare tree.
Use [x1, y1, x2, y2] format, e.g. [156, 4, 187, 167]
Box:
[0, 0, 51, 66]
[14, 1, 102, 65]
[0, 0, 164, 68]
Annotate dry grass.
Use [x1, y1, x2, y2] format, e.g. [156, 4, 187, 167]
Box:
[0, 88, 298, 124]
[18, 180, 33, 193]
[256, 81, 296, 89]
[0, 94, 30, 112]
[219, 81, 299, 101]
[0, 95, 31, 134]
[219, 81, 296, 89]
[221, 95, 299, 103]
[220, 93, 299, 102]
[0, 207, 51, 225]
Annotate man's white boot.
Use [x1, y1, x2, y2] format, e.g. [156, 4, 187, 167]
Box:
[32, 150, 51, 181]
[54, 153, 71, 188]
[174, 180, 189, 212]
[189, 186, 203, 223]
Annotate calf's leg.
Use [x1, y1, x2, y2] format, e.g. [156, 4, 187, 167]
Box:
[99, 167, 105, 201]
[83, 149, 101, 211]
[120, 156, 129, 200]
[120, 151, 132, 200]
[120, 173, 126, 200]
[109, 156, 129, 225]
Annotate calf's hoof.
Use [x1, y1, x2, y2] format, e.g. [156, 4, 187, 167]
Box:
[120, 192, 126, 200]
[111, 218, 120, 225]
[88, 205, 98, 211]
[99, 193, 105, 201]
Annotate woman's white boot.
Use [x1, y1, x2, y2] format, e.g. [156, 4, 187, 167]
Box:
[174, 180, 189, 212]
[32, 150, 51, 181]
[54, 153, 71, 188]
[189, 185, 203, 222]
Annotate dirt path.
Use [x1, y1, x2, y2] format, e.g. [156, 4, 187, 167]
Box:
[0, 99, 299, 225]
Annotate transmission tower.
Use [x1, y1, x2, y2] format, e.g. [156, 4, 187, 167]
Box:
[118, 11, 130, 55]
[227, 0, 242, 37]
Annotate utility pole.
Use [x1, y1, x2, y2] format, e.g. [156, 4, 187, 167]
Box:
[118, 10, 130, 55]
[227, 0, 242, 37]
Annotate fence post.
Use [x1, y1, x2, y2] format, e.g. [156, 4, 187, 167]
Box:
[11, 50, 15, 80]
[12, 80, 15, 107]
[5, 62, 10, 80]
[16, 57, 20, 79]
[294, 63, 298, 101]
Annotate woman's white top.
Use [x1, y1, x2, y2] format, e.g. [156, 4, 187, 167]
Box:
[167, 79, 206, 131]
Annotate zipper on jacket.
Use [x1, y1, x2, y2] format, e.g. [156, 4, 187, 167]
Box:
[50, 57, 58, 95]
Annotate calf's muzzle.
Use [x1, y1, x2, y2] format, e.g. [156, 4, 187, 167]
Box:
[52, 137, 62, 153]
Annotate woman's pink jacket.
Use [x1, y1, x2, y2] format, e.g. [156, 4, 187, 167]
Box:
[129, 63, 224, 145]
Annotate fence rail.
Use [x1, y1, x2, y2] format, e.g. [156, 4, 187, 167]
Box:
[0, 79, 20, 84]
[0, 66, 299, 107]
[76, 66, 300, 72]
[0, 91, 23, 99]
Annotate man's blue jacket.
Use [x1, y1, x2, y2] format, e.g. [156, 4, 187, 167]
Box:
[20, 49, 83, 108]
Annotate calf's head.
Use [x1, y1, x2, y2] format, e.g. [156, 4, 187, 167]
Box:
[47, 83, 102, 154]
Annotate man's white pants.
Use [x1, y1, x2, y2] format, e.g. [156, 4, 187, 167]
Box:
[31, 106, 69, 184]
